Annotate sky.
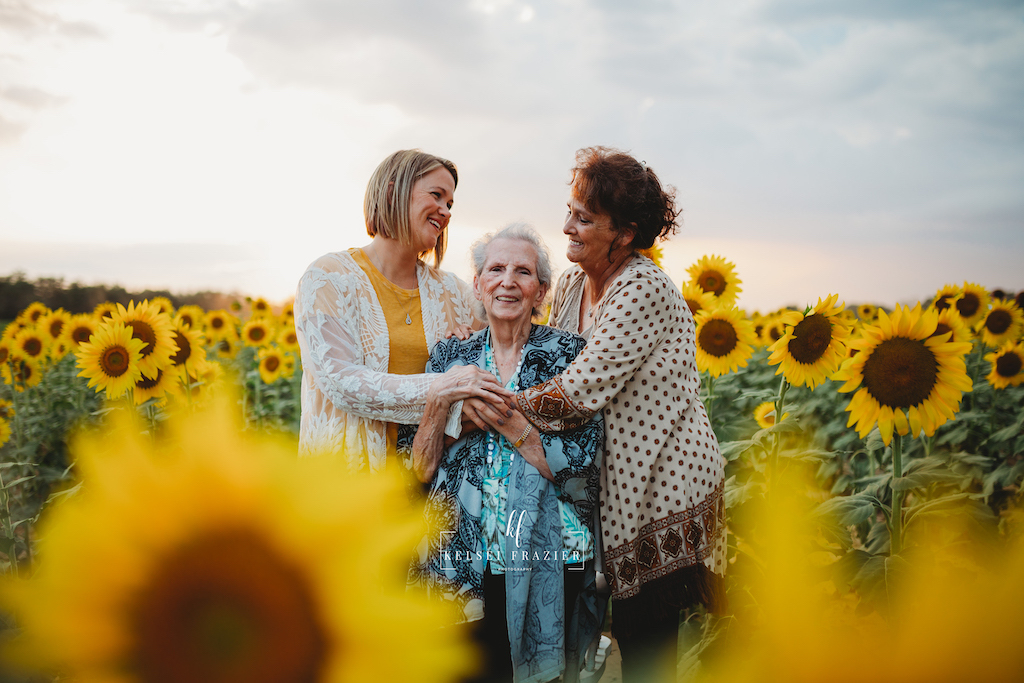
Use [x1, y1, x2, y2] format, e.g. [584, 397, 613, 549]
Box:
[1, 0, 1022, 313]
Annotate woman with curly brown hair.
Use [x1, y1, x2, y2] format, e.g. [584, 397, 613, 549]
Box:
[474, 147, 727, 681]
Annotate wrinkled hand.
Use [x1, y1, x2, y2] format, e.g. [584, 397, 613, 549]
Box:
[430, 365, 513, 408]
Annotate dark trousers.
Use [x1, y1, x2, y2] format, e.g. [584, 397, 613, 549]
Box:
[614, 607, 678, 683]
[465, 565, 586, 683]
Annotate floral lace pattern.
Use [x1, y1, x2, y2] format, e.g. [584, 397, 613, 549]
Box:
[295, 249, 477, 472]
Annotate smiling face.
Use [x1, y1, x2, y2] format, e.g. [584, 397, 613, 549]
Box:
[473, 238, 548, 325]
[407, 166, 455, 254]
[563, 197, 632, 273]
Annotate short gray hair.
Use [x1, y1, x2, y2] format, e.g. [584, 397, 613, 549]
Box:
[470, 222, 553, 319]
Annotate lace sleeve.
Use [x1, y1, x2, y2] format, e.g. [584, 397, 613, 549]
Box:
[295, 259, 434, 425]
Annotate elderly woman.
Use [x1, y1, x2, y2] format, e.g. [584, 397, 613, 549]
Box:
[294, 149, 510, 470]
[408, 224, 604, 683]
[494, 148, 727, 682]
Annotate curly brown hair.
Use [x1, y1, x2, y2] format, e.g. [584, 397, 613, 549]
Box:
[570, 146, 680, 256]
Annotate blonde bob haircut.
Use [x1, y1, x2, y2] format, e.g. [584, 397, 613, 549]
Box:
[363, 149, 458, 266]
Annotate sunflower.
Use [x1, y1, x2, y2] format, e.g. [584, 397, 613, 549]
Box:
[49, 339, 71, 363]
[250, 297, 273, 318]
[16, 302, 49, 326]
[213, 337, 241, 360]
[149, 296, 175, 317]
[694, 306, 757, 377]
[753, 401, 789, 429]
[931, 284, 960, 313]
[760, 316, 788, 348]
[931, 307, 972, 345]
[75, 321, 146, 399]
[4, 399, 470, 683]
[242, 318, 276, 348]
[65, 314, 100, 347]
[976, 300, 1023, 348]
[637, 243, 664, 269]
[112, 301, 178, 380]
[276, 325, 300, 353]
[133, 367, 182, 406]
[1, 320, 23, 343]
[687, 254, 742, 305]
[13, 327, 48, 361]
[169, 322, 208, 380]
[0, 339, 12, 368]
[93, 301, 118, 320]
[204, 309, 238, 341]
[680, 282, 718, 319]
[173, 305, 206, 331]
[835, 304, 973, 445]
[38, 308, 71, 344]
[280, 300, 295, 321]
[0, 398, 12, 447]
[856, 303, 878, 322]
[282, 353, 297, 379]
[768, 295, 853, 389]
[1016, 291, 1024, 312]
[3, 355, 42, 391]
[258, 347, 285, 384]
[984, 342, 1024, 390]
[953, 282, 990, 327]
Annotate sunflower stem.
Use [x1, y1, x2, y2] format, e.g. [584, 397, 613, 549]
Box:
[890, 433, 904, 556]
[768, 376, 790, 502]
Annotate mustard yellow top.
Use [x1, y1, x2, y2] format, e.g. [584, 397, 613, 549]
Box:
[351, 248, 430, 459]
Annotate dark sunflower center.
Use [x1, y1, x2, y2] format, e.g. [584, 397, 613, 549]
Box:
[137, 370, 162, 390]
[769, 326, 782, 342]
[102, 347, 131, 377]
[788, 314, 833, 364]
[684, 299, 702, 316]
[931, 323, 952, 339]
[16, 361, 33, 382]
[697, 270, 726, 297]
[249, 328, 266, 342]
[984, 310, 1012, 335]
[995, 351, 1022, 378]
[127, 320, 158, 357]
[211, 317, 225, 330]
[181, 314, 195, 328]
[29, 310, 43, 322]
[72, 326, 93, 344]
[934, 295, 953, 312]
[0, 348, 8, 363]
[171, 332, 192, 365]
[698, 319, 738, 358]
[284, 332, 297, 345]
[861, 336, 938, 409]
[131, 529, 327, 683]
[23, 338, 43, 357]
[264, 357, 280, 372]
[50, 320, 64, 338]
[955, 293, 980, 318]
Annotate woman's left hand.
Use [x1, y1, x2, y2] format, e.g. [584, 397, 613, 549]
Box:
[475, 404, 553, 481]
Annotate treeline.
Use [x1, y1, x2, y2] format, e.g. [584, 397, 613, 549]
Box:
[0, 272, 246, 320]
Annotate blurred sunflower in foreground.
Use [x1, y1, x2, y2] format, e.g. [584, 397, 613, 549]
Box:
[835, 304, 972, 445]
[691, 475, 1024, 683]
[1, 399, 470, 683]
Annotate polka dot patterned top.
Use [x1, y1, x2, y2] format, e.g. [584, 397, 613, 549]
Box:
[514, 255, 726, 600]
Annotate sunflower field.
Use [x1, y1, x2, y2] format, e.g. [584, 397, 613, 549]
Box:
[1, 259, 1023, 681]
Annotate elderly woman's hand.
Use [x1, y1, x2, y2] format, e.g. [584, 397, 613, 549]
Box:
[430, 365, 513, 406]
[443, 324, 475, 341]
[472, 401, 553, 481]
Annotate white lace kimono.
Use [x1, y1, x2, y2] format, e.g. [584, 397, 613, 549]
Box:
[295, 249, 478, 471]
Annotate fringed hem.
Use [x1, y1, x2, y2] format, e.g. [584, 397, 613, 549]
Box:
[610, 563, 726, 640]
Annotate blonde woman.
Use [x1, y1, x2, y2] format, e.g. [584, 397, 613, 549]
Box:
[295, 150, 510, 471]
